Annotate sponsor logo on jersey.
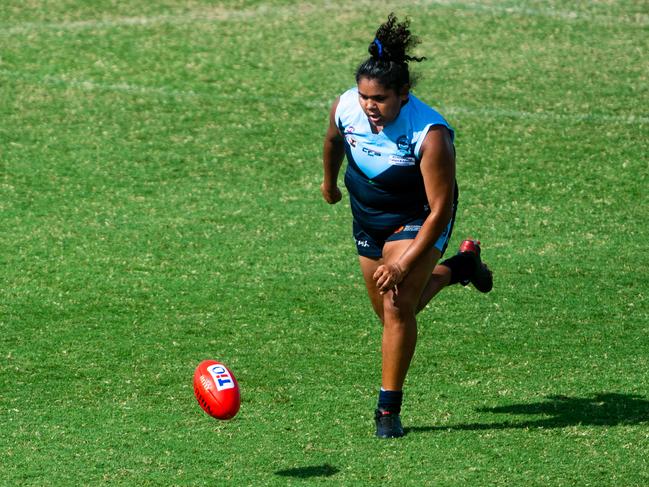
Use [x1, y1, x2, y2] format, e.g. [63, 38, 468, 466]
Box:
[394, 224, 422, 234]
[346, 135, 357, 147]
[362, 147, 382, 157]
[388, 155, 416, 166]
[403, 224, 422, 232]
[363, 147, 381, 157]
[207, 364, 236, 391]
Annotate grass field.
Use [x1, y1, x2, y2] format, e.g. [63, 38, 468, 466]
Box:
[1, 0, 648, 485]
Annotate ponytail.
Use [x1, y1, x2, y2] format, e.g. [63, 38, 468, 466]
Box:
[356, 13, 425, 92]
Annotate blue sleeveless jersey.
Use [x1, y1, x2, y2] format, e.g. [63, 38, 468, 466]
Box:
[335, 87, 455, 233]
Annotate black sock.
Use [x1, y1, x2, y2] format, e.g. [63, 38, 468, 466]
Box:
[377, 389, 403, 415]
[440, 253, 476, 285]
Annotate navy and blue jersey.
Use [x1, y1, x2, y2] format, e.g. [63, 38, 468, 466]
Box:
[335, 87, 455, 234]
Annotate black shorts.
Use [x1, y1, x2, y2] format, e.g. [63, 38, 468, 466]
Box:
[352, 201, 457, 259]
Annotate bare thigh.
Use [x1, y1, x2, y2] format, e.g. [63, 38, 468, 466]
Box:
[358, 240, 442, 320]
[359, 255, 384, 321]
[381, 240, 441, 312]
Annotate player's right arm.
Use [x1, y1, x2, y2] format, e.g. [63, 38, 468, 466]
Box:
[321, 97, 345, 204]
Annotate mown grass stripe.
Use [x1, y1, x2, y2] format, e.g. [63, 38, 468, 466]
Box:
[0, 0, 646, 36]
[420, 0, 649, 26]
[2, 68, 646, 125]
[441, 105, 649, 126]
[0, 4, 312, 35]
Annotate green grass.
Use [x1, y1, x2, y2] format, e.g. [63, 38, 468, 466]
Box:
[1, 0, 648, 485]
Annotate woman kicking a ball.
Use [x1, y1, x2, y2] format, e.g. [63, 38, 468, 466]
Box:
[321, 13, 493, 438]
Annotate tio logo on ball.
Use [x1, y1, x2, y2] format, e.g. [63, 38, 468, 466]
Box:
[207, 363, 235, 391]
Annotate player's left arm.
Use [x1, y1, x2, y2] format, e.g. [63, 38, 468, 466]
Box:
[374, 125, 455, 293]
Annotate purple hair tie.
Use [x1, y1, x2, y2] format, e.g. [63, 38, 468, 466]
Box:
[373, 39, 383, 58]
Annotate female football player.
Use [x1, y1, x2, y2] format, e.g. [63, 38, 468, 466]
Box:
[321, 14, 493, 438]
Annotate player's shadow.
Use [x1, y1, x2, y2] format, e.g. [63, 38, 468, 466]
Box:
[406, 393, 649, 434]
[275, 463, 339, 479]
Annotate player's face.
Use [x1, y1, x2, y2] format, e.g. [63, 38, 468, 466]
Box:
[357, 77, 408, 128]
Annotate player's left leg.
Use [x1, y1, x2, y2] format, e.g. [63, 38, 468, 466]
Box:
[380, 240, 440, 392]
[374, 239, 440, 438]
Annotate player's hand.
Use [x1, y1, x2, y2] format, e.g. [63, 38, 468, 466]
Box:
[373, 263, 406, 295]
[321, 183, 342, 204]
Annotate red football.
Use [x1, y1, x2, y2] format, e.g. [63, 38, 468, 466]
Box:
[193, 360, 240, 420]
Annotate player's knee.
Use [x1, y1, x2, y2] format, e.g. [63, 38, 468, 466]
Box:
[382, 293, 417, 322]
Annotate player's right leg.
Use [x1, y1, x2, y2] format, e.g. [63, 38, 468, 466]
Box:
[359, 255, 384, 322]
[354, 219, 387, 322]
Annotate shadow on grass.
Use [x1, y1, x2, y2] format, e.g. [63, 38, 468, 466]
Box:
[406, 393, 649, 435]
[275, 464, 339, 479]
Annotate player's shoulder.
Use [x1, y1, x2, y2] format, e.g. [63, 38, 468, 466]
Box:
[335, 87, 361, 125]
[337, 87, 358, 110]
[339, 86, 358, 100]
[406, 93, 455, 156]
[407, 94, 446, 121]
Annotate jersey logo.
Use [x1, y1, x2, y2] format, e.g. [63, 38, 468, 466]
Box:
[356, 238, 370, 248]
[393, 224, 422, 234]
[344, 126, 357, 147]
[388, 155, 416, 166]
[396, 135, 410, 152]
[362, 147, 382, 157]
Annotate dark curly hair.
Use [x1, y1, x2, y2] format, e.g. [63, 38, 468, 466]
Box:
[355, 13, 425, 93]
